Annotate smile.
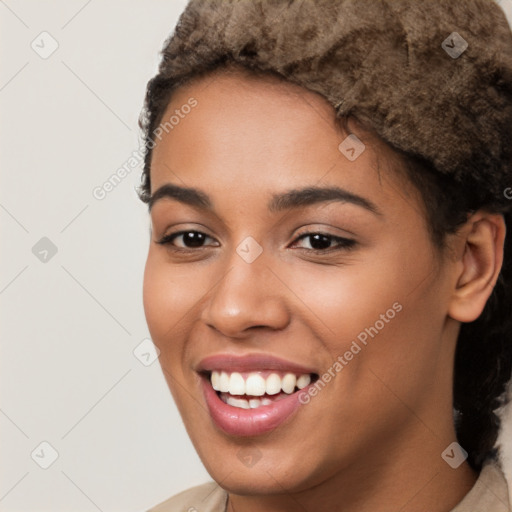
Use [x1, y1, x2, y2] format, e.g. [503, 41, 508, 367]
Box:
[210, 370, 313, 409]
[197, 354, 319, 436]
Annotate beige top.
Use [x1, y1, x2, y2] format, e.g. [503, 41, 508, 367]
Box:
[147, 459, 511, 512]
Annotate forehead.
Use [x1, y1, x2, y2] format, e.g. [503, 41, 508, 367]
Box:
[149, 70, 415, 217]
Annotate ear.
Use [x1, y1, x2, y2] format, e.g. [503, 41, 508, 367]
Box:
[447, 211, 506, 323]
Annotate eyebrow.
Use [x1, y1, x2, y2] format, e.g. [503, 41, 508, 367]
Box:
[148, 183, 382, 216]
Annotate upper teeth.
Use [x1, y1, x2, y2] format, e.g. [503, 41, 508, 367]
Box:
[210, 371, 311, 396]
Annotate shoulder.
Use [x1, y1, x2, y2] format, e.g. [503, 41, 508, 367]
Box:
[450, 458, 511, 512]
[146, 481, 228, 512]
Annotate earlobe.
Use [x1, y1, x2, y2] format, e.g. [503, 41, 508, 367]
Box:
[448, 213, 506, 323]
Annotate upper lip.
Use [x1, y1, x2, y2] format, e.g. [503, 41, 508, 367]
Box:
[196, 353, 318, 375]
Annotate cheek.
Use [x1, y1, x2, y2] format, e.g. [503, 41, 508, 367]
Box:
[289, 259, 408, 347]
[293, 242, 444, 387]
[142, 252, 201, 408]
[142, 250, 187, 354]
[142, 252, 167, 341]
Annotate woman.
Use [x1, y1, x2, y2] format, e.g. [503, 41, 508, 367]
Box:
[139, 0, 512, 510]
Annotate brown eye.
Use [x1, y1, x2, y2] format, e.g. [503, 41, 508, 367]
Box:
[292, 232, 357, 252]
[157, 231, 217, 249]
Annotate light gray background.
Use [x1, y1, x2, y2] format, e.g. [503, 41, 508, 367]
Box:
[1, 1, 511, 511]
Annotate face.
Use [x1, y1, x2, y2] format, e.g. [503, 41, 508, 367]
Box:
[143, 70, 458, 494]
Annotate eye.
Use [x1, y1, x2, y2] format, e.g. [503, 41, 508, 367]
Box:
[156, 230, 218, 249]
[291, 232, 357, 253]
[156, 230, 357, 254]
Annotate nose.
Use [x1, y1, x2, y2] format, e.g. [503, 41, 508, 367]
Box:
[200, 251, 290, 339]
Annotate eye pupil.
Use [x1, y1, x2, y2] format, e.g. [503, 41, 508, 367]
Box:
[309, 234, 331, 250]
[184, 232, 205, 247]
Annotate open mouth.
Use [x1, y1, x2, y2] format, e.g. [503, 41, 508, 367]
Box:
[196, 354, 321, 435]
[203, 370, 320, 410]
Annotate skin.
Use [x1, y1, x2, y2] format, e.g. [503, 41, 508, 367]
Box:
[143, 68, 506, 512]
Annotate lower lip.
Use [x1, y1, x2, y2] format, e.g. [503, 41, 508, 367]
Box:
[201, 375, 305, 436]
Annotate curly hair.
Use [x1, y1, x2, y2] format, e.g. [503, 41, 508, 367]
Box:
[137, 0, 512, 472]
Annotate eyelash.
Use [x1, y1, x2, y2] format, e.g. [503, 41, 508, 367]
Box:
[156, 230, 357, 254]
